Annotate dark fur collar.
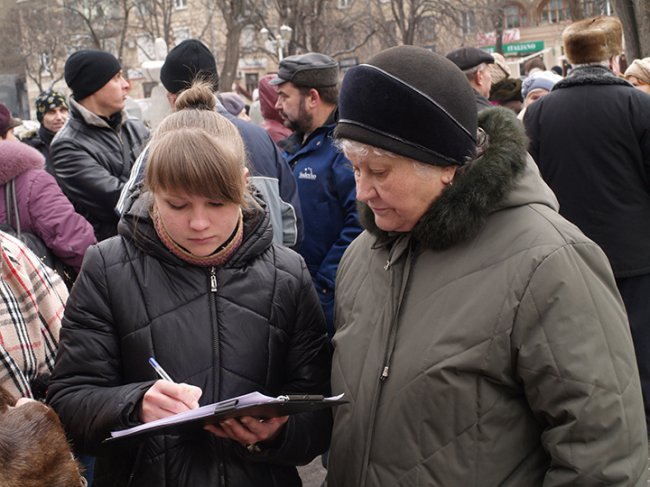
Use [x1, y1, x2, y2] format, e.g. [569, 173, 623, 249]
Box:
[554, 65, 632, 90]
[360, 107, 528, 250]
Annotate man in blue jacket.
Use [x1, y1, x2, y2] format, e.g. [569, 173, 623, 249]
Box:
[272, 53, 361, 336]
[117, 39, 302, 249]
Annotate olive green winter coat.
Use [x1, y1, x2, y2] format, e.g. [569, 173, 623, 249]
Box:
[328, 108, 648, 486]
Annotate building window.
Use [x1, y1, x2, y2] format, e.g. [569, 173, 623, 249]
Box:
[175, 0, 187, 9]
[503, 4, 527, 28]
[338, 0, 351, 8]
[582, 0, 612, 16]
[173, 27, 191, 44]
[541, 0, 569, 23]
[461, 11, 476, 36]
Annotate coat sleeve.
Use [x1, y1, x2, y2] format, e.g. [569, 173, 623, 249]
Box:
[247, 255, 332, 466]
[26, 170, 96, 272]
[314, 152, 361, 293]
[271, 141, 303, 249]
[46, 244, 154, 454]
[512, 242, 648, 486]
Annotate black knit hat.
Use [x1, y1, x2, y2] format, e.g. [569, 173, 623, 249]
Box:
[336, 46, 477, 166]
[35, 90, 68, 122]
[160, 39, 219, 94]
[64, 50, 121, 101]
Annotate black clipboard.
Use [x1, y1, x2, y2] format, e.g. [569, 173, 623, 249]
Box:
[104, 392, 346, 444]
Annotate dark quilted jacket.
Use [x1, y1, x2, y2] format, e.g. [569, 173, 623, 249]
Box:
[47, 191, 332, 487]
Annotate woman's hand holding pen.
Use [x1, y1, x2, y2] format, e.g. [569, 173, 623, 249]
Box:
[204, 414, 289, 450]
[140, 380, 203, 423]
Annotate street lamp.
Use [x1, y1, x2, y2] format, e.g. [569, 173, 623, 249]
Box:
[259, 24, 292, 60]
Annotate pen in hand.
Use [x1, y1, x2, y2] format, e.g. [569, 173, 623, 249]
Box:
[148, 357, 174, 382]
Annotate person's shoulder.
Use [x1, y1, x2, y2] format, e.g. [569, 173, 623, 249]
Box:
[263, 243, 308, 279]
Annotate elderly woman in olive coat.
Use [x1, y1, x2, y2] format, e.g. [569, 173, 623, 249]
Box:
[327, 46, 647, 487]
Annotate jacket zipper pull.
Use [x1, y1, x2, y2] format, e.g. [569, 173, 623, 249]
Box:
[380, 366, 390, 381]
[384, 260, 391, 271]
[210, 267, 218, 293]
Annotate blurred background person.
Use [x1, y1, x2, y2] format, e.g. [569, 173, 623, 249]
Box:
[524, 16, 650, 438]
[0, 139, 96, 275]
[624, 57, 650, 94]
[446, 47, 495, 111]
[0, 230, 67, 401]
[20, 90, 69, 175]
[518, 70, 563, 119]
[51, 49, 149, 242]
[218, 92, 251, 121]
[258, 73, 291, 147]
[118, 39, 302, 249]
[489, 77, 523, 114]
[0, 102, 22, 141]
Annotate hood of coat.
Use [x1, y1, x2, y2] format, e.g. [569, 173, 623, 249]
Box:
[258, 74, 284, 124]
[0, 140, 45, 184]
[359, 107, 558, 251]
[118, 188, 274, 267]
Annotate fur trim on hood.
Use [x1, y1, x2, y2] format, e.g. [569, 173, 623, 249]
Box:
[360, 107, 528, 250]
[0, 140, 45, 184]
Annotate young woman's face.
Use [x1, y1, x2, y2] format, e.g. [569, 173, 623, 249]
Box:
[154, 190, 241, 257]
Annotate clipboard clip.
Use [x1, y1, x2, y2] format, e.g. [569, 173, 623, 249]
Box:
[213, 399, 239, 413]
[276, 394, 325, 402]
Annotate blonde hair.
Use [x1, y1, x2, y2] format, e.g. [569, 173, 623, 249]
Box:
[146, 80, 247, 205]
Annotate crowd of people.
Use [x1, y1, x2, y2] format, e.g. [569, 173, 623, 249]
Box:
[0, 14, 649, 487]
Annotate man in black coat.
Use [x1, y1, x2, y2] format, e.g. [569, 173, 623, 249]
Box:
[116, 39, 303, 249]
[51, 50, 148, 241]
[524, 16, 650, 434]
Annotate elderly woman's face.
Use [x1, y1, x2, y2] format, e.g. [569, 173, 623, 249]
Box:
[348, 151, 456, 233]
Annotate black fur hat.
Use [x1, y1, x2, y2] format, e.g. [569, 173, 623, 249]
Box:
[336, 46, 477, 166]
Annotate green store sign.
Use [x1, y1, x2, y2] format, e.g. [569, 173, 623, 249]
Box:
[485, 40, 544, 54]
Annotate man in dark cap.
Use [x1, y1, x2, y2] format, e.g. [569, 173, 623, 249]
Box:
[272, 52, 361, 337]
[446, 46, 495, 111]
[50, 50, 148, 241]
[524, 16, 650, 438]
[116, 39, 303, 250]
[20, 90, 69, 175]
[326, 44, 647, 486]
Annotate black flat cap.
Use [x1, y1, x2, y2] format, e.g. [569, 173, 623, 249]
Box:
[446, 47, 494, 71]
[270, 52, 339, 87]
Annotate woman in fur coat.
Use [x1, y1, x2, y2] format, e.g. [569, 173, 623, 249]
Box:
[0, 140, 96, 272]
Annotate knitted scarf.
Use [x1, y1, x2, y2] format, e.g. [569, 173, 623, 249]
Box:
[152, 206, 244, 267]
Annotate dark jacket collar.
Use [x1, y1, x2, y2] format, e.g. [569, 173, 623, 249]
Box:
[283, 107, 338, 156]
[360, 107, 532, 251]
[554, 65, 632, 90]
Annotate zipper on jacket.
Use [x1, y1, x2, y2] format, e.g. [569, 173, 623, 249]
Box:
[360, 239, 416, 486]
[210, 267, 218, 292]
[209, 265, 225, 486]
